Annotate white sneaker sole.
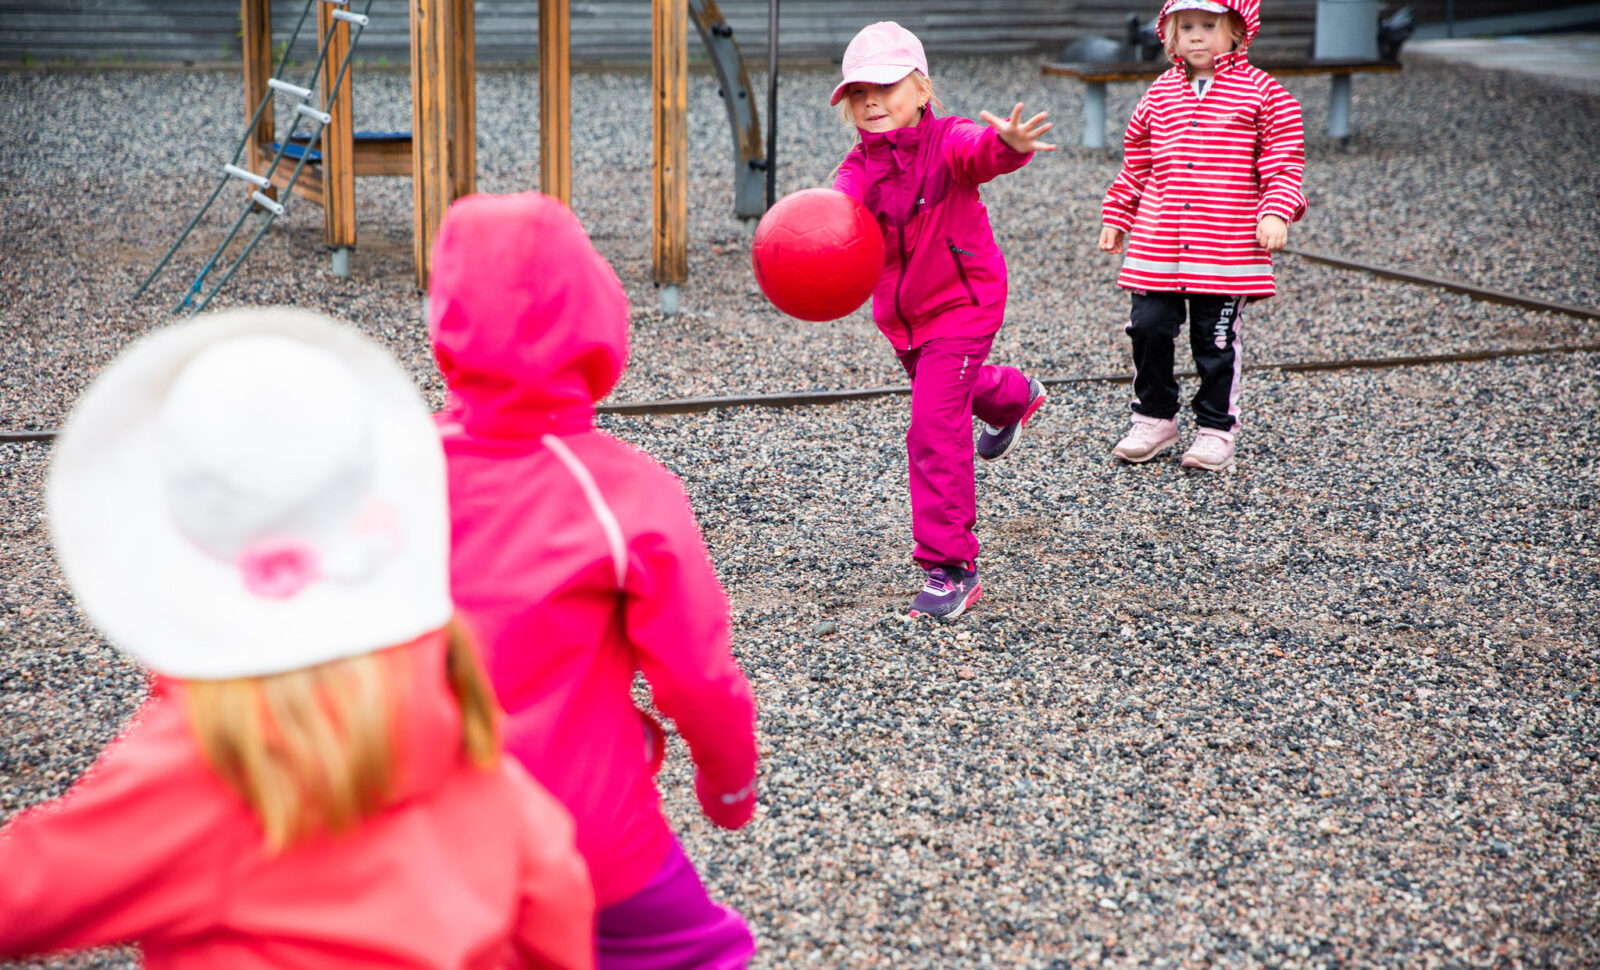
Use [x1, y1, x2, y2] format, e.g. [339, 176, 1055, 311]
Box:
[1180, 452, 1236, 473]
[1113, 434, 1179, 463]
[908, 585, 982, 621]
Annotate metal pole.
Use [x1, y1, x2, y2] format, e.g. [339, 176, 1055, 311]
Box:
[766, 0, 778, 208]
[1446, 0, 1455, 38]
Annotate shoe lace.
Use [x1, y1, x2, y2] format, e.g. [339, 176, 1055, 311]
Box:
[1130, 423, 1161, 443]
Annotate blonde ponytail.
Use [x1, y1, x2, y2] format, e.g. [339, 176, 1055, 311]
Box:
[186, 616, 500, 853]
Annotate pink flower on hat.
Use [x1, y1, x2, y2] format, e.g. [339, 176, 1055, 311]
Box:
[237, 539, 322, 600]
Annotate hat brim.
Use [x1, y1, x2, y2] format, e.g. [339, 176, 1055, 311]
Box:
[1166, 0, 1230, 14]
[47, 308, 452, 680]
[830, 64, 919, 106]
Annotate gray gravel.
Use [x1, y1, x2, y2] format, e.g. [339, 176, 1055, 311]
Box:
[3, 51, 1598, 969]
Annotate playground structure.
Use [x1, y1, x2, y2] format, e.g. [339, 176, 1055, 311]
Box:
[245, 0, 770, 297]
[140, 0, 768, 313]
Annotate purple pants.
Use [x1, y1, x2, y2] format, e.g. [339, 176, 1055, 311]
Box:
[896, 332, 1033, 569]
[597, 840, 754, 970]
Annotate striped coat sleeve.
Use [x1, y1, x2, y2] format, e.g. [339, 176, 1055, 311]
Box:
[1255, 76, 1307, 224]
[1102, 94, 1155, 232]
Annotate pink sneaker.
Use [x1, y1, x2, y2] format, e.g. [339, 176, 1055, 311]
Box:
[1181, 429, 1236, 472]
[1112, 415, 1179, 463]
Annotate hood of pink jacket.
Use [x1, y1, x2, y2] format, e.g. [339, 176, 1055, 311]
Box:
[428, 192, 630, 439]
[1159, 0, 1261, 70]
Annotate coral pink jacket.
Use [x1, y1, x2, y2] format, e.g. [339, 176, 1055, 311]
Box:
[428, 193, 760, 908]
[833, 109, 1033, 351]
[0, 630, 595, 970]
[1102, 0, 1306, 297]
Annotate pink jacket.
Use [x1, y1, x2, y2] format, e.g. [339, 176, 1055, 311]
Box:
[833, 109, 1033, 351]
[0, 630, 595, 970]
[1102, 0, 1306, 297]
[428, 193, 760, 908]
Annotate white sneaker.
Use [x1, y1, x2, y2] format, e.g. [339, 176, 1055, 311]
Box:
[1112, 415, 1179, 463]
[1181, 429, 1236, 472]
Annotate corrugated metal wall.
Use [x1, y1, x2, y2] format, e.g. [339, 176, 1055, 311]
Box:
[0, 0, 1354, 65]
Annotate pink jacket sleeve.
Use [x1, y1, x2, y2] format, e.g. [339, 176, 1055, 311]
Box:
[504, 762, 597, 970]
[622, 475, 759, 822]
[1103, 96, 1153, 232]
[831, 146, 865, 201]
[1255, 77, 1307, 224]
[0, 702, 226, 958]
[943, 118, 1032, 186]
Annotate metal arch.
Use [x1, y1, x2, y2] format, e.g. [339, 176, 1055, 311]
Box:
[687, 0, 766, 220]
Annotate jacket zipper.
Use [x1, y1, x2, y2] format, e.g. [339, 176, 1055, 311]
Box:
[893, 229, 913, 344]
[946, 238, 980, 306]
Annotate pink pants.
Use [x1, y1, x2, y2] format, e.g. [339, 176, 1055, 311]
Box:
[596, 839, 754, 969]
[895, 332, 1033, 569]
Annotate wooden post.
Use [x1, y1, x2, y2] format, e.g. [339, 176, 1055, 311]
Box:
[241, 0, 274, 185]
[317, 1, 356, 252]
[450, 0, 476, 203]
[539, 0, 571, 204]
[410, 0, 453, 288]
[652, 0, 687, 289]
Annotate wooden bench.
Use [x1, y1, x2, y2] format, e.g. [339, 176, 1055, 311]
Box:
[1039, 57, 1402, 148]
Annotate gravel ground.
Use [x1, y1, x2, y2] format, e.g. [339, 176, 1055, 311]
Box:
[2, 50, 1597, 969]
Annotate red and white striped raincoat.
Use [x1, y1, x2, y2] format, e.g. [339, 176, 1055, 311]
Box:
[1102, 0, 1306, 297]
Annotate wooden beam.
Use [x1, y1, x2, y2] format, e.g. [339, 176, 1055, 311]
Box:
[318, 1, 356, 249]
[539, 0, 571, 204]
[240, 0, 274, 191]
[352, 137, 414, 177]
[652, 0, 687, 285]
[1040, 57, 1402, 83]
[410, 0, 452, 289]
[269, 162, 325, 209]
[450, 0, 476, 203]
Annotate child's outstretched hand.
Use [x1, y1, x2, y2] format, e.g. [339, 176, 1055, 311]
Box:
[1099, 226, 1125, 255]
[1257, 215, 1288, 252]
[696, 772, 758, 829]
[980, 103, 1056, 154]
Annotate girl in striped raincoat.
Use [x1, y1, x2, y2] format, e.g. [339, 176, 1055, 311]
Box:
[1098, 0, 1306, 472]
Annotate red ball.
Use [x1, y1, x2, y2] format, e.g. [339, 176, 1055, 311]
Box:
[751, 188, 884, 322]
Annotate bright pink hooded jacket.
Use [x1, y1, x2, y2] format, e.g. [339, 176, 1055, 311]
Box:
[0, 630, 596, 970]
[832, 109, 1033, 351]
[428, 193, 760, 908]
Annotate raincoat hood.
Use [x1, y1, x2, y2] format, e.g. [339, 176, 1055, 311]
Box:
[429, 192, 630, 440]
[1159, 0, 1260, 68]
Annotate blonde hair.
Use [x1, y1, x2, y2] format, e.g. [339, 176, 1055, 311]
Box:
[1162, 10, 1249, 64]
[835, 71, 942, 133]
[185, 616, 500, 852]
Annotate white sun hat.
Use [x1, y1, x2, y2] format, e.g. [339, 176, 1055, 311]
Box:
[829, 21, 929, 106]
[46, 307, 452, 680]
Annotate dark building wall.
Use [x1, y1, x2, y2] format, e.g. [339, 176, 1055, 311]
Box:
[0, 0, 1314, 65]
[1, 0, 1591, 66]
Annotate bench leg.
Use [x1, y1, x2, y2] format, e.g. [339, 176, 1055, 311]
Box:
[1084, 81, 1107, 150]
[1328, 74, 1352, 140]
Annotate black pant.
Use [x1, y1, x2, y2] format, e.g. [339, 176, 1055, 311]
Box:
[1124, 291, 1247, 432]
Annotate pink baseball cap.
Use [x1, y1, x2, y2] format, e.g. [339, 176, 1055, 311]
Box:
[829, 21, 929, 106]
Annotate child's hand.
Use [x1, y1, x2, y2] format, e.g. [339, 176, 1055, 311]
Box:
[696, 772, 758, 829]
[980, 103, 1057, 154]
[1257, 215, 1288, 252]
[1099, 226, 1125, 255]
